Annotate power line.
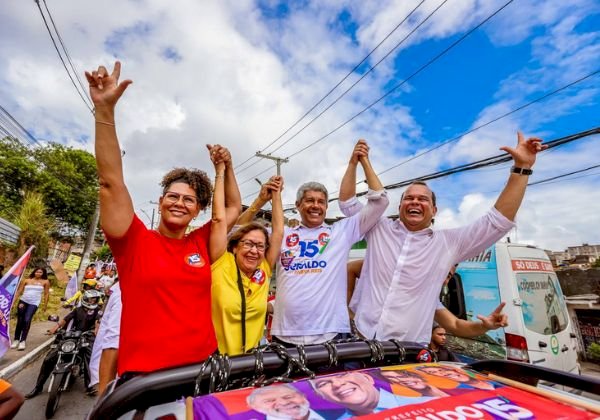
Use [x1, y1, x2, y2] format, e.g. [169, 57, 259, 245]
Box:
[264, 0, 449, 157]
[0, 104, 42, 146]
[242, 190, 260, 201]
[238, 0, 516, 186]
[0, 104, 95, 194]
[284, 0, 516, 161]
[234, 0, 427, 173]
[528, 163, 600, 186]
[438, 166, 600, 199]
[41, 0, 93, 109]
[375, 68, 600, 177]
[238, 164, 276, 187]
[322, 125, 600, 204]
[529, 170, 600, 187]
[323, 68, 600, 199]
[34, 0, 94, 114]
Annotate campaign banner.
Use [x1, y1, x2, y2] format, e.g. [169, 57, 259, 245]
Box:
[64, 272, 78, 300]
[187, 364, 595, 419]
[511, 259, 553, 272]
[0, 246, 34, 357]
[63, 254, 82, 273]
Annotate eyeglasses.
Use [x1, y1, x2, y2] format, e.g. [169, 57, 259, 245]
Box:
[238, 240, 267, 252]
[163, 191, 199, 207]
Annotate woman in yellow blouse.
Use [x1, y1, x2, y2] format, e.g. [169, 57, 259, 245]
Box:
[210, 175, 283, 355]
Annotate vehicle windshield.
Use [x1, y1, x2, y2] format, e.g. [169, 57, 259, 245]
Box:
[517, 272, 569, 335]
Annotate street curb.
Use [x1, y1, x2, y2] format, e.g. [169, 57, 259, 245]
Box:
[0, 337, 54, 380]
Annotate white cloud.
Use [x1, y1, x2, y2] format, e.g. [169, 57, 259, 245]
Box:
[0, 0, 598, 252]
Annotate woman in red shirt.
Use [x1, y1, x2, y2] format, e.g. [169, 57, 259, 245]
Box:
[85, 62, 241, 376]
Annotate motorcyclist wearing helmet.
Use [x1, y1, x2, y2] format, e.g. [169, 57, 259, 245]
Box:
[25, 290, 102, 399]
[63, 279, 104, 308]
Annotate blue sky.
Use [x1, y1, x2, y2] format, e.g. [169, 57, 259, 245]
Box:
[0, 0, 599, 250]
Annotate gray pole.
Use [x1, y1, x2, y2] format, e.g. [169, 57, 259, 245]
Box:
[255, 153, 289, 176]
[77, 201, 100, 282]
[151, 208, 155, 230]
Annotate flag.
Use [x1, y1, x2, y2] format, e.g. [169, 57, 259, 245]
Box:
[64, 272, 78, 300]
[0, 246, 34, 357]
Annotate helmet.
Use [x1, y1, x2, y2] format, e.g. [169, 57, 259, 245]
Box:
[82, 289, 102, 310]
[82, 279, 98, 290]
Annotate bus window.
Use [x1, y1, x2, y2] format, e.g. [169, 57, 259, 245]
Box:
[517, 273, 569, 335]
[440, 272, 467, 320]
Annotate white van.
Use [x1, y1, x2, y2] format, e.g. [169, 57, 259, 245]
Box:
[443, 242, 580, 374]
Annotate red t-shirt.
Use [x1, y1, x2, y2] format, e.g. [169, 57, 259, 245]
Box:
[106, 215, 216, 374]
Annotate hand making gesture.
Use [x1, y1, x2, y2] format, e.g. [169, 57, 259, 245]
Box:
[85, 61, 132, 109]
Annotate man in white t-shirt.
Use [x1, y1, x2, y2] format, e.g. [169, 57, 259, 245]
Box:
[88, 282, 122, 395]
[239, 140, 388, 346]
[339, 132, 545, 345]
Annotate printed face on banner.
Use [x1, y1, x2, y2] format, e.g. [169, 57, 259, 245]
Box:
[311, 371, 379, 411]
[247, 385, 311, 419]
[190, 364, 598, 419]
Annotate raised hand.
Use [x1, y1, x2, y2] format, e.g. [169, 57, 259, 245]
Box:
[349, 139, 370, 165]
[477, 302, 508, 330]
[206, 144, 229, 172]
[258, 176, 283, 201]
[84, 61, 132, 108]
[267, 176, 283, 195]
[499, 132, 547, 169]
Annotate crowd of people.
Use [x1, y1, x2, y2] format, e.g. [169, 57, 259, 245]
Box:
[14, 59, 545, 406]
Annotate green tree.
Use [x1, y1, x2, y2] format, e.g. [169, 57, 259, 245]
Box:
[14, 192, 54, 266]
[91, 244, 113, 262]
[0, 137, 39, 219]
[0, 137, 98, 233]
[588, 342, 600, 360]
[33, 143, 98, 231]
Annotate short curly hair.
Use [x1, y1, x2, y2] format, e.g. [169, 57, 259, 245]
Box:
[160, 168, 212, 208]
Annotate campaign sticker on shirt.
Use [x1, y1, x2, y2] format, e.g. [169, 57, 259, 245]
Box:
[286, 233, 300, 247]
[280, 250, 295, 269]
[417, 349, 433, 363]
[318, 232, 330, 246]
[251, 269, 266, 285]
[185, 253, 206, 268]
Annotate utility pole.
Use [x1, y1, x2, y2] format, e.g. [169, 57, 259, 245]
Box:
[77, 151, 123, 280]
[149, 201, 159, 230]
[255, 152, 288, 176]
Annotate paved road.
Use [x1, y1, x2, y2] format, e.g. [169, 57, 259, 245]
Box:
[10, 355, 97, 420]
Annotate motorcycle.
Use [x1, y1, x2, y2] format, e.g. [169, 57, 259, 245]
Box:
[45, 328, 94, 419]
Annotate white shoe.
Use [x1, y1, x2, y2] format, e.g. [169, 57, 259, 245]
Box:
[10, 341, 18, 349]
[17, 341, 26, 351]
